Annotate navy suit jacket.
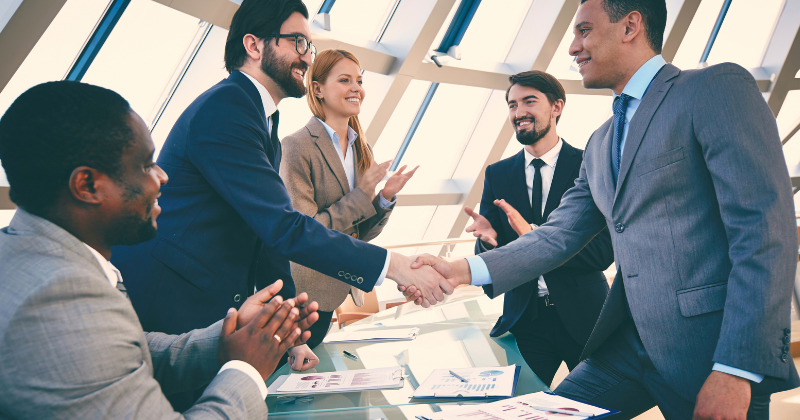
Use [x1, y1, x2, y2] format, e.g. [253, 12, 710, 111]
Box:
[111, 71, 386, 334]
[479, 140, 613, 345]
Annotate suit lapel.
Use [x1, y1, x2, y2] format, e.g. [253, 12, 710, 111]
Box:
[308, 118, 350, 195]
[507, 151, 535, 223]
[544, 140, 580, 219]
[598, 121, 615, 203]
[614, 64, 679, 202]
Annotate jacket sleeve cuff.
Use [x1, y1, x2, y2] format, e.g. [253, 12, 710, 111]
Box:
[219, 360, 268, 399]
[378, 190, 396, 209]
[712, 363, 764, 383]
[466, 256, 491, 286]
[374, 250, 391, 287]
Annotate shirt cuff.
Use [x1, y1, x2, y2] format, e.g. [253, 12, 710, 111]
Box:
[375, 250, 390, 287]
[378, 190, 396, 209]
[712, 363, 764, 383]
[219, 360, 268, 399]
[466, 256, 491, 286]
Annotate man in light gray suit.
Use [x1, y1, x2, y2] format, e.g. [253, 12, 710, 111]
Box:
[0, 81, 319, 419]
[403, 0, 800, 418]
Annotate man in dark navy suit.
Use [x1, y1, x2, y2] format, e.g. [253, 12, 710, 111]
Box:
[465, 71, 614, 386]
[111, 0, 452, 395]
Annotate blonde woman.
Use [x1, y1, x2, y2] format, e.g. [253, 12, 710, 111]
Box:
[280, 49, 417, 349]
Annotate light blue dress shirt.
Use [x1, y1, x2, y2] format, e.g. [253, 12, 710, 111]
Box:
[465, 55, 762, 383]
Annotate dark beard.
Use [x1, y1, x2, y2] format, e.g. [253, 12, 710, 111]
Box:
[261, 42, 306, 98]
[515, 118, 551, 146]
[106, 180, 158, 246]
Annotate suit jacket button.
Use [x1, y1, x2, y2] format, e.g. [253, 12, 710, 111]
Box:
[784, 336, 792, 344]
[781, 354, 789, 362]
[338, 271, 345, 277]
[785, 328, 792, 335]
[783, 345, 790, 353]
[615, 223, 625, 233]
[351, 233, 358, 238]
[357, 277, 363, 284]
[345, 273, 351, 279]
[233, 294, 242, 303]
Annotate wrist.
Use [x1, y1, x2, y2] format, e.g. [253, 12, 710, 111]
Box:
[454, 259, 473, 285]
[381, 189, 394, 201]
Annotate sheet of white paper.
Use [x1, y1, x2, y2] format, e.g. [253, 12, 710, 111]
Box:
[275, 367, 403, 395]
[322, 327, 419, 343]
[412, 365, 517, 398]
[427, 392, 611, 419]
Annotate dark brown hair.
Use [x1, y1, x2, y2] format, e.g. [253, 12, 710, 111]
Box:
[506, 70, 567, 123]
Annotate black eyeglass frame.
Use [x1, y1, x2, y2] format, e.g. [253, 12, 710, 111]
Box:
[274, 34, 316, 62]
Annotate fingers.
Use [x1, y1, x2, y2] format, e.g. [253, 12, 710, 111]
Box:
[220, 307, 238, 339]
[464, 206, 479, 219]
[494, 199, 514, 213]
[293, 292, 308, 308]
[278, 328, 302, 354]
[297, 310, 319, 331]
[249, 295, 283, 329]
[247, 280, 283, 304]
[483, 236, 498, 247]
[298, 300, 319, 320]
[439, 277, 455, 295]
[269, 302, 299, 341]
[410, 253, 438, 269]
[406, 165, 419, 177]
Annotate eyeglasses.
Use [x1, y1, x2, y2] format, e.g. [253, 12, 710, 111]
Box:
[275, 34, 316, 62]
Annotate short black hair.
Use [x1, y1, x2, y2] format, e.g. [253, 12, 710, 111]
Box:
[506, 70, 567, 123]
[582, 0, 667, 53]
[224, 0, 309, 73]
[0, 81, 133, 214]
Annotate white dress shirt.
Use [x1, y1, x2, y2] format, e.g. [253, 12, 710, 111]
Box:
[239, 72, 391, 286]
[83, 243, 269, 399]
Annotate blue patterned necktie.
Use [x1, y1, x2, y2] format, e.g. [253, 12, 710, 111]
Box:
[611, 93, 632, 185]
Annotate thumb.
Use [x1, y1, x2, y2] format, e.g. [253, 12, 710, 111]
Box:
[410, 254, 437, 269]
[464, 206, 477, 218]
[221, 307, 238, 337]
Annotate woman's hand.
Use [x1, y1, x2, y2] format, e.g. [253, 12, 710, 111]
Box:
[381, 165, 419, 201]
[357, 160, 391, 198]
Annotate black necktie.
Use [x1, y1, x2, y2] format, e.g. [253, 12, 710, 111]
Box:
[531, 158, 546, 225]
[269, 110, 281, 170]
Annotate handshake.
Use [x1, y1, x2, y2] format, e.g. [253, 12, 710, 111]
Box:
[386, 252, 473, 307]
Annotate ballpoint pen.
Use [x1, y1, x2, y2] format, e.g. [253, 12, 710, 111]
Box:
[529, 405, 595, 417]
[448, 370, 468, 383]
[343, 350, 358, 360]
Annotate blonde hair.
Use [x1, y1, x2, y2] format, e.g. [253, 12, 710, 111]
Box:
[306, 49, 372, 173]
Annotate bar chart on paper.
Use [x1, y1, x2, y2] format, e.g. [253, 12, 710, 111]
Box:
[411, 366, 519, 398]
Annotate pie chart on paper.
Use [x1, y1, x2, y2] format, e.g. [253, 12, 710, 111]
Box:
[478, 370, 504, 377]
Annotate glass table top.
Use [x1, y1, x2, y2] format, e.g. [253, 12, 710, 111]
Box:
[264, 287, 550, 419]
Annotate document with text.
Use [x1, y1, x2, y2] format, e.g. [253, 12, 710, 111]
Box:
[272, 367, 404, 395]
[411, 365, 520, 399]
[417, 392, 617, 419]
[322, 327, 419, 343]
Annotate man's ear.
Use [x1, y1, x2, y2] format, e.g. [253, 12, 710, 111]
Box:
[622, 11, 643, 43]
[552, 99, 565, 119]
[69, 166, 107, 205]
[242, 34, 263, 61]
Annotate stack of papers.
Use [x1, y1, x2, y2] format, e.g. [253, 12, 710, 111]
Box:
[411, 365, 520, 399]
[270, 367, 404, 395]
[322, 327, 419, 343]
[416, 392, 617, 419]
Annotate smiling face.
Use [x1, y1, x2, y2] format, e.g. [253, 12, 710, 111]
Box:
[260, 11, 313, 98]
[314, 58, 364, 120]
[104, 111, 168, 246]
[569, 0, 628, 91]
[507, 84, 561, 146]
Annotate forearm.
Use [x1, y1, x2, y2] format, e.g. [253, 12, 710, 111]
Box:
[147, 321, 223, 395]
[556, 227, 614, 272]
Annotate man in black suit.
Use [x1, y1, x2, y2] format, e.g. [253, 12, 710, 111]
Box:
[464, 70, 614, 386]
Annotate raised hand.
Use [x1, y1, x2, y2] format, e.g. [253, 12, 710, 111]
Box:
[358, 160, 392, 199]
[464, 206, 498, 248]
[381, 165, 419, 200]
[494, 199, 533, 236]
[217, 297, 302, 379]
[386, 252, 454, 308]
[401, 254, 472, 305]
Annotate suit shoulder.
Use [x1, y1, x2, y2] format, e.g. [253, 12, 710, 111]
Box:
[486, 151, 521, 173]
[185, 80, 261, 124]
[678, 62, 754, 85]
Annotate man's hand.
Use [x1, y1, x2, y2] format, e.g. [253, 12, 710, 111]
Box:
[287, 344, 320, 371]
[693, 371, 751, 420]
[217, 297, 302, 380]
[464, 206, 498, 248]
[494, 199, 533, 236]
[400, 254, 472, 305]
[387, 252, 454, 308]
[237, 280, 320, 334]
[382, 165, 419, 200]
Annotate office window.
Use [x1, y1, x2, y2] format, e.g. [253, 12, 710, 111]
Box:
[80, 0, 202, 122]
[369, 205, 437, 256]
[0, 0, 110, 117]
[371, 79, 432, 163]
[456, 0, 532, 63]
[325, 0, 397, 41]
[705, 0, 784, 68]
[671, 0, 726, 69]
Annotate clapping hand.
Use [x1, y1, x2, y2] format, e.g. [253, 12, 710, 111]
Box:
[381, 165, 419, 201]
[358, 160, 392, 199]
[464, 206, 498, 248]
[494, 199, 533, 236]
[237, 280, 319, 336]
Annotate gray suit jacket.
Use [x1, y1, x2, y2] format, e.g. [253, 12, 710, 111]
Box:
[0, 209, 267, 419]
[280, 117, 392, 311]
[478, 63, 800, 400]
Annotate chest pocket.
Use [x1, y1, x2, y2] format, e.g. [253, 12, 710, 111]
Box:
[636, 147, 684, 177]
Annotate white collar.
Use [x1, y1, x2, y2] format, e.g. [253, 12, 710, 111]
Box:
[83, 244, 119, 288]
[316, 117, 358, 146]
[524, 138, 563, 168]
[618, 54, 667, 100]
[239, 70, 278, 118]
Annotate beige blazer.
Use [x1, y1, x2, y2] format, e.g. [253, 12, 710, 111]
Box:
[280, 117, 392, 311]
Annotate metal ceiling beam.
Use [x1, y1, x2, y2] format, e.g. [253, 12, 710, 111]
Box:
[761, 0, 800, 116]
[661, 0, 701, 63]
